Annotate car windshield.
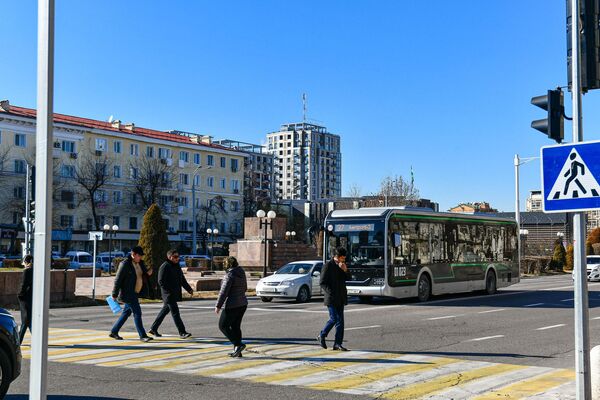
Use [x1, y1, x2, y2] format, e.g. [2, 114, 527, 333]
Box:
[275, 263, 313, 275]
[587, 257, 600, 265]
[79, 255, 93, 263]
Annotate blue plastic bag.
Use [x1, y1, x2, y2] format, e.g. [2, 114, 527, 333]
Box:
[106, 296, 122, 314]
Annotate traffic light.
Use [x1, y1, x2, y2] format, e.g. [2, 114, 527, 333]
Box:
[531, 89, 565, 143]
[567, 0, 600, 92]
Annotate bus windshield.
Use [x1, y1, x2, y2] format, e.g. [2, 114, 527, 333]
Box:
[326, 220, 385, 267]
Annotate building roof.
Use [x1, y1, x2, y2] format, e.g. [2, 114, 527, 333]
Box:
[0, 101, 235, 152]
[492, 211, 568, 225]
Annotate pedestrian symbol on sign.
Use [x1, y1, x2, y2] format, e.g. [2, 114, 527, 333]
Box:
[547, 148, 600, 200]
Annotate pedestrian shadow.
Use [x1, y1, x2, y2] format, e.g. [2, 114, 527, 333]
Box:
[6, 396, 129, 400]
[360, 349, 551, 360]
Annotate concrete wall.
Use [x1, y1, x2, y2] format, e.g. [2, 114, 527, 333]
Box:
[243, 217, 287, 240]
[0, 270, 76, 306]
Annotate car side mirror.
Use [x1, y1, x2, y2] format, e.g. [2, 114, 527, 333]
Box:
[312, 271, 320, 277]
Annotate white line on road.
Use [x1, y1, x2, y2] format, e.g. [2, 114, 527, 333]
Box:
[536, 324, 566, 331]
[464, 335, 505, 342]
[524, 303, 545, 307]
[426, 315, 462, 321]
[346, 325, 382, 331]
[477, 309, 506, 314]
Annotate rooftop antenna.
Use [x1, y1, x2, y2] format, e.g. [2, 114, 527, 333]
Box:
[108, 115, 114, 123]
[302, 93, 307, 123]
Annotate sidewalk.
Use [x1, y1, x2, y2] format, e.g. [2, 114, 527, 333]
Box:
[75, 270, 259, 298]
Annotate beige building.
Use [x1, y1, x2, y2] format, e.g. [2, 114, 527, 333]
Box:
[526, 189, 600, 232]
[0, 100, 245, 254]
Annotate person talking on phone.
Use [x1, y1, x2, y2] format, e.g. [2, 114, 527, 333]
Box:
[317, 247, 352, 351]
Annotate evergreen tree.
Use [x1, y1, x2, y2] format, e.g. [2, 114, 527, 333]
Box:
[551, 239, 566, 271]
[138, 203, 170, 299]
[566, 243, 574, 271]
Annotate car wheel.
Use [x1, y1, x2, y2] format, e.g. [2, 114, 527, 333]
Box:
[417, 274, 431, 302]
[296, 286, 311, 303]
[0, 347, 12, 399]
[260, 296, 273, 302]
[485, 271, 497, 295]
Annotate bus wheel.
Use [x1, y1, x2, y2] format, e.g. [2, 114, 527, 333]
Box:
[260, 296, 273, 302]
[485, 271, 497, 295]
[417, 274, 431, 302]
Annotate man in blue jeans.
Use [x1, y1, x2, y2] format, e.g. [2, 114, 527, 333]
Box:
[110, 246, 154, 342]
[317, 247, 351, 351]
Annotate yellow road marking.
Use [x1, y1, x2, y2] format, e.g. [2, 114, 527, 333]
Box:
[472, 369, 575, 399]
[308, 356, 459, 391]
[382, 363, 526, 400]
[99, 346, 229, 367]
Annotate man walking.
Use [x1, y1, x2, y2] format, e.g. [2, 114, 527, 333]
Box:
[317, 247, 351, 351]
[17, 255, 33, 344]
[149, 249, 193, 339]
[110, 246, 154, 342]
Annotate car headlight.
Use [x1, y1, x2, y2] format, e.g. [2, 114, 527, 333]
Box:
[281, 280, 296, 287]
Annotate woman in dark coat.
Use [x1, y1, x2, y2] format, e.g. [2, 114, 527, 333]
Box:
[215, 257, 248, 357]
[18, 254, 33, 344]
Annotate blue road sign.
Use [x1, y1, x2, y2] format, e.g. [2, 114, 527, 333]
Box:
[541, 140, 600, 213]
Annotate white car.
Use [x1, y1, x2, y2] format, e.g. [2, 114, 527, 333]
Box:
[572, 255, 600, 281]
[255, 260, 324, 303]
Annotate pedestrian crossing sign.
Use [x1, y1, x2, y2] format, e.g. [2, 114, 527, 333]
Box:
[541, 140, 600, 213]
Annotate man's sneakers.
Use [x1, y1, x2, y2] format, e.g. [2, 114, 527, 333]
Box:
[332, 344, 349, 351]
[148, 329, 162, 337]
[316, 334, 327, 349]
[229, 343, 246, 357]
[109, 332, 123, 340]
[180, 332, 192, 339]
[140, 336, 154, 343]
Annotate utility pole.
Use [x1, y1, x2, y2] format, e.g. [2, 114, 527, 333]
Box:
[24, 163, 32, 255]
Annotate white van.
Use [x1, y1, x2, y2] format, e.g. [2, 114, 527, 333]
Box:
[64, 251, 94, 269]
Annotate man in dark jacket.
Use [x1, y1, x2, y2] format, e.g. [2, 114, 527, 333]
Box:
[317, 247, 351, 351]
[18, 254, 33, 344]
[110, 246, 153, 342]
[215, 257, 248, 357]
[149, 249, 193, 338]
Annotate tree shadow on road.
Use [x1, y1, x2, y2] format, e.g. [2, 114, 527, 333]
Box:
[7, 396, 129, 400]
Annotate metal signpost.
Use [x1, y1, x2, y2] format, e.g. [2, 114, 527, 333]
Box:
[89, 231, 103, 300]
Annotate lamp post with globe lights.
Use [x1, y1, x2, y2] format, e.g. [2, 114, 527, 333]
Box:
[257, 209, 276, 277]
[206, 228, 219, 270]
[103, 223, 119, 274]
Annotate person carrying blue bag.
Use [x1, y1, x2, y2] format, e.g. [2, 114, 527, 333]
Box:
[109, 246, 154, 342]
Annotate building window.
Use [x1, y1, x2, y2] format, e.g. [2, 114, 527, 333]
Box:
[113, 141, 122, 153]
[95, 162, 107, 176]
[129, 217, 138, 230]
[220, 178, 226, 189]
[220, 157, 226, 168]
[113, 191, 122, 204]
[15, 134, 26, 147]
[95, 138, 107, 151]
[146, 146, 154, 158]
[14, 160, 26, 174]
[231, 179, 240, 193]
[131, 193, 138, 205]
[13, 186, 25, 199]
[230, 201, 239, 212]
[61, 164, 75, 178]
[193, 153, 200, 165]
[62, 140, 75, 153]
[130, 144, 139, 156]
[193, 174, 200, 187]
[94, 190, 107, 202]
[60, 215, 74, 227]
[60, 190, 74, 202]
[207, 176, 214, 187]
[179, 220, 188, 231]
[158, 147, 171, 159]
[231, 158, 239, 172]
[130, 167, 139, 179]
[114, 165, 121, 178]
[180, 151, 189, 163]
[207, 155, 214, 166]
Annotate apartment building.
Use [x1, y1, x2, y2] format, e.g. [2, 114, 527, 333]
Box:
[0, 100, 245, 254]
[213, 139, 274, 216]
[266, 122, 341, 201]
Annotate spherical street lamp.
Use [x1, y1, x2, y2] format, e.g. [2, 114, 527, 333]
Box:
[206, 228, 219, 270]
[257, 209, 276, 277]
[103, 224, 119, 274]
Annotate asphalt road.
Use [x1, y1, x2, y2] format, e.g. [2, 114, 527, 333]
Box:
[7, 274, 592, 399]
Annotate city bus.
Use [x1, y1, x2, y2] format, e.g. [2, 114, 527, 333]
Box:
[323, 207, 519, 302]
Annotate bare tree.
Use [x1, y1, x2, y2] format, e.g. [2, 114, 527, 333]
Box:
[73, 150, 113, 230]
[346, 183, 362, 198]
[127, 157, 177, 211]
[376, 174, 419, 206]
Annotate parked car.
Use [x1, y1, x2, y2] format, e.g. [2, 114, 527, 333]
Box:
[64, 251, 94, 269]
[0, 308, 21, 398]
[573, 255, 600, 281]
[179, 255, 210, 268]
[97, 251, 126, 259]
[255, 260, 324, 303]
[95, 256, 112, 272]
[0, 255, 6, 268]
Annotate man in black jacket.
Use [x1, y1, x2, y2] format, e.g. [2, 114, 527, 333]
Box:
[317, 247, 351, 351]
[18, 254, 33, 344]
[149, 249, 193, 338]
[110, 246, 153, 342]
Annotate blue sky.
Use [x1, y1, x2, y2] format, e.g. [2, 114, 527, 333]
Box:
[3, 1, 600, 211]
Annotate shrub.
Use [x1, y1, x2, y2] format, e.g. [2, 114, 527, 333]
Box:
[2, 259, 22, 269]
[565, 243, 574, 271]
[51, 258, 70, 269]
[587, 242, 594, 256]
[593, 243, 600, 256]
[138, 204, 170, 299]
[551, 240, 566, 271]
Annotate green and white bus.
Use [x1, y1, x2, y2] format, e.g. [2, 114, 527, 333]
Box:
[323, 207, 519, 302]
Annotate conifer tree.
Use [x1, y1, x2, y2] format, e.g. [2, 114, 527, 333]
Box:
[566, 243, 574, 271]
[138, 203, 169, 298]
[551, 240, 566, 270]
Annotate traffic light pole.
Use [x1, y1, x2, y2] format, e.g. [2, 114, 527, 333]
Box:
[569, 0, 591, 398]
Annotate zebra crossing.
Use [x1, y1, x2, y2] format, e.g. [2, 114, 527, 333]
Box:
[22, 328, 575, 399]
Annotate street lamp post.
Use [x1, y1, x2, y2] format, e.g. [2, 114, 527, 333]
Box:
[285, 230, 296, 241]
[206, 228, 219, 270]
[191, 165, 211, 255]
[103, 223, 119, 274]
[257, 209, 276, 277]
